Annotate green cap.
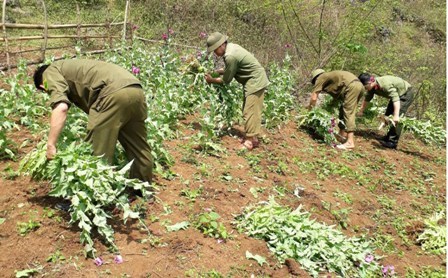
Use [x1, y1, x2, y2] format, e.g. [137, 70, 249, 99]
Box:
[311, 69, 325, 81]
[207, 32, 228, 53]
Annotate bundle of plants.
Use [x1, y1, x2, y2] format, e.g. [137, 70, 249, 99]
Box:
[235, 198, 381, 277]
[20, 141, 153, 258]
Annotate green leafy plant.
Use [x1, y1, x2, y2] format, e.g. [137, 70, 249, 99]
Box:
[235, 197, 380, 277]
[17, 219, 41, 236]
[417, 211, 446, 255]
[297, 108, 338, 145]
[20, 141, 153, 258]
[195, 211, 229, 240]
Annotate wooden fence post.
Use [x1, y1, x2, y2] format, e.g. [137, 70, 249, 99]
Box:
[76, 2, 81, 48]
[2, 0, 10, 71]
[40, 0, 48, 63]
[122, 0, 129, 42]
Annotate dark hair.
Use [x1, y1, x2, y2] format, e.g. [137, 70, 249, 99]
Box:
[358, 73, 372, 85]
[33, 64, 50, 90]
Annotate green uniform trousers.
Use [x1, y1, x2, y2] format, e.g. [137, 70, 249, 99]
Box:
[385, 87, 415, 144]
[338, 81, 363, 132]
[243, 88, 265, 137]
[86, 85, 153, 183]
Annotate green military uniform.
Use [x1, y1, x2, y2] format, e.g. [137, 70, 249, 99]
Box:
[222, 43, 270, 137]
[366, 75, 414, 144]
[43, 59, 153, 183]
[313, 70, 363, 132]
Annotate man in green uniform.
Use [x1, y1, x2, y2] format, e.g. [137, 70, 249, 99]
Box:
[308, 69, 364, 150]
[357, 73, 414, 149]
[33, 59, 153, 184]
[204, 32, 270, 150]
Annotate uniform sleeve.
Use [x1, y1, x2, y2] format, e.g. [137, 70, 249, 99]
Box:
[222, 55, 238, 84]
[44, 66, 71, 109]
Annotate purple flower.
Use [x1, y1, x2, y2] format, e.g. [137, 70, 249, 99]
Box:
[365, 254, 374, 263]
[196, 51, 203, 59]
[168, 28, 174, 35]
[382, 265, 395, 276]
[114, 254, 123, 264]
[132, 65, 140, 75]
[162, 33, 168, 40]
[199, 32, 207, 39]
[132, 24, 138, 31]
[284, 43, 292, 48]
[217, 239, 224, 244]
[328, 128, 333, 133]
[330, 117, 336, 127]
[93, 257, 103, 266]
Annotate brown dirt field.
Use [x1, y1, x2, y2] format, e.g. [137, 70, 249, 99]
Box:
[0, 118, 445, 277]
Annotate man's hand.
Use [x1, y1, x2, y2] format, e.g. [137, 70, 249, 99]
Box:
[392, 115, 399, 126]
[46, 144, 57, 160]
[204, 73, 212, 84]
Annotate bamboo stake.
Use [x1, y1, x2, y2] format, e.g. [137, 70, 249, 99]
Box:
[122, 0, 129, 42]
[0, 35, 120, 41]
[2, 0, 10, 71]
[76, 2, 80, 47]
[0, 22, 124, 29]
[41, 0, 48, 62]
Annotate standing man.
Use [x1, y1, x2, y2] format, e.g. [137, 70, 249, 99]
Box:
[357, 73, 414, 149]
[309, 69, 364, 150]
[33, 59, 153, 184]
[204, 32, 270, 150]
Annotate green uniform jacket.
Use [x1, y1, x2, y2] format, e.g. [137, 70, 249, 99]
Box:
[365, 75, 411, 103]
[43, 59, 141, 113]
[313, 70, 360, 99]
[223, 43, 270, 96]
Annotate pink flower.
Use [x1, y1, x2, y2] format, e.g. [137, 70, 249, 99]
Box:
[93, 257, 103, 266]
[132, 66, 140, 75]
[365, 254, 374, 263]
[199, 32, 207, 39]
[328, 128, 333, 133]
[204, 208, 212, 212]
[162, 33, 168, 40]
[132, 24, 138, 31]
[114, 254, 123, 264]
[382, 265, 395, 276]
[330, 117, 336, 127]
[168, 28, 174, 35]
[284, 43, 292, 48]
[217, 239, 224, 244]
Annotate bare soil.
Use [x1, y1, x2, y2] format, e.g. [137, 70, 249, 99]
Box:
[0, 118, 445, 277]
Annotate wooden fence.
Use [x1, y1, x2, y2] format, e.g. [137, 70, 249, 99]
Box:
[0, 0, 131, 71]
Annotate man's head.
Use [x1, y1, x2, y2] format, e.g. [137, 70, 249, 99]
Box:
[358, 73, 375, 91]
[311, 68, 325, 85]
[206, 32, 228, 57]
[33, 64, 50, 91]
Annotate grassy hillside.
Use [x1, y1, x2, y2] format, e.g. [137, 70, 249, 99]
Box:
[3, 0, 446, 124]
